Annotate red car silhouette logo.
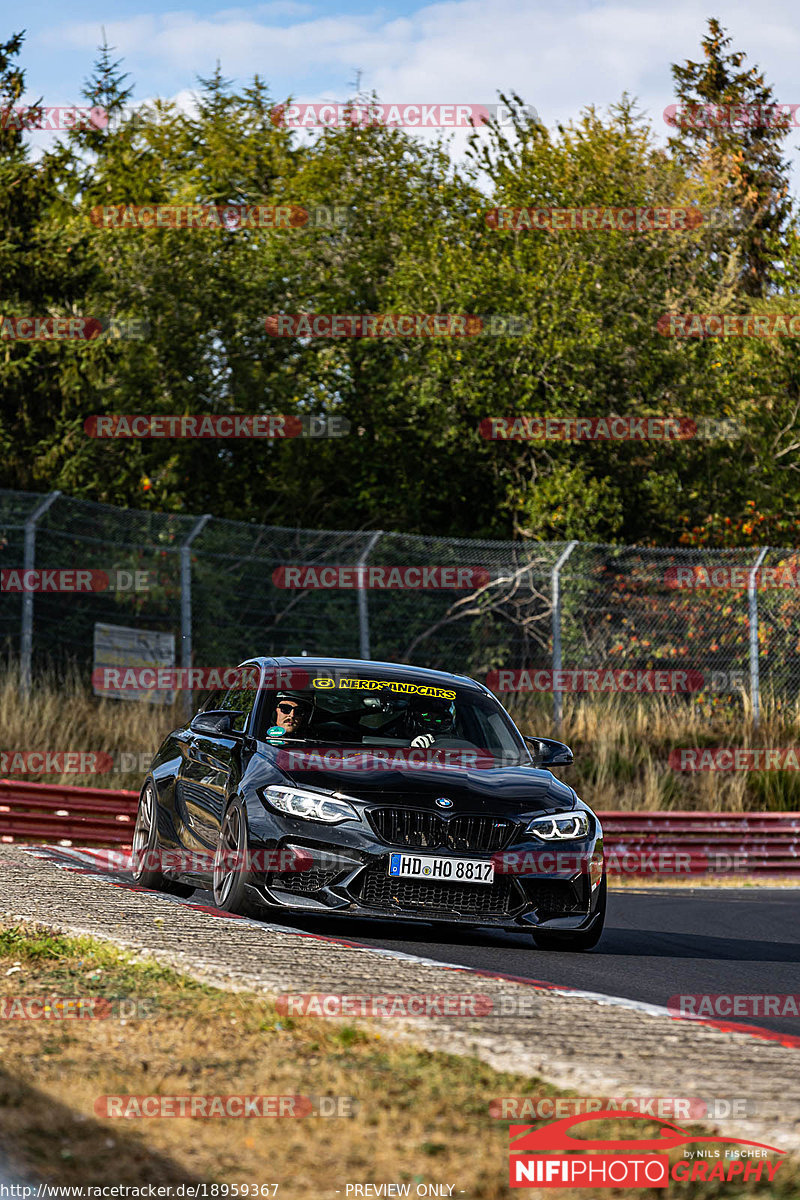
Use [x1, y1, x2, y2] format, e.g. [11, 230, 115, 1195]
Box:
[510, 1110, 784, 1155]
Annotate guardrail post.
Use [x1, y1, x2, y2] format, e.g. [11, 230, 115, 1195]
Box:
[180, 514, 212, 718]
[551, 541, 578, 734]
[357, 531, 383, 660]
[19, 490, 61, 699]
[749, 546, 769, 728]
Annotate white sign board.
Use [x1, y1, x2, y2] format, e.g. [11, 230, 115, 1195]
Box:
[93, 622, 176, 703]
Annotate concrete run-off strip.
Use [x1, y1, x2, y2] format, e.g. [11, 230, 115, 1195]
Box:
[1, 846, 799, 1155]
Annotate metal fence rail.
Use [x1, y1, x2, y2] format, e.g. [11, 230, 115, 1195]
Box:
[1, 487, 799, 726]
[601, 811, 800, 874]
[0, 780, 137, 845]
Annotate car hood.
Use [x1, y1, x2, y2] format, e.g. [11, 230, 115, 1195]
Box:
[272, 756, 576, 815]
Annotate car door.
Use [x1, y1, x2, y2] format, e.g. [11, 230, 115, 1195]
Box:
[178, 683, 258, 853]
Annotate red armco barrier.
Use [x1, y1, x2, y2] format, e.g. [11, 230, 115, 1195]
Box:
[601, 811, 800, 875]
[0, 781, 799, 873]
[0, 779, 138, 846]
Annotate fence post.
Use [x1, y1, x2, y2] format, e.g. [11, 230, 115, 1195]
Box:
[357, 531, 383, 660]
[19, 490, 61, 699]
[551, 541, 578, 734]
[180, 514, 212, 718]
[749, 546, 769, 728]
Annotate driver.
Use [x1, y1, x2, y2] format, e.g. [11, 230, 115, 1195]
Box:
[408, 698, 456, 748]
[272, 691, 313, 737]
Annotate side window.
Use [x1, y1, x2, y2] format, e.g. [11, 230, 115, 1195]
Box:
[201, 685, 257, 732]
[216, 684, 258, 732]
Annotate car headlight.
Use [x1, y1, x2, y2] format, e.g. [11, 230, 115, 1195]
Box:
[526, 812, 591, 840]
[261, 785, 358, 825]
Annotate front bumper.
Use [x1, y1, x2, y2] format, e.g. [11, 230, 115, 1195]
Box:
[242, 799, 603, 930]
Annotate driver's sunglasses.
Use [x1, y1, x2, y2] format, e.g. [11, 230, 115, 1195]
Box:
[277, 702, 301, 715]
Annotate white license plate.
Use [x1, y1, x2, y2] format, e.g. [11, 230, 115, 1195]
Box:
[388, 852, 494, 884]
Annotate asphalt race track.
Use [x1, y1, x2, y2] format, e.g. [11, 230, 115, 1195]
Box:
[219, 884, 800, 1038]
[41, 845, 800, 1040]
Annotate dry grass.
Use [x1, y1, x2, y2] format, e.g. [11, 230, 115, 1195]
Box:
[0, 661, 187, 791]
[2, 666, 800, 810]
[0, 923, 795, 1200]
[508, 692, 800, 812]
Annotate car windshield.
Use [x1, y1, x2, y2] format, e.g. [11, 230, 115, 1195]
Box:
[262, 677, 527, 763]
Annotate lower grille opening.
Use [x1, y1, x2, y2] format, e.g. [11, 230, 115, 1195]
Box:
[519, 877, 590, 917]
[353, 861, 521, 918]
[269, 868, 340, 894]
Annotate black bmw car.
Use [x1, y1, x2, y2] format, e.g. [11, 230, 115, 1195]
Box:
[132, 657, 606, 950]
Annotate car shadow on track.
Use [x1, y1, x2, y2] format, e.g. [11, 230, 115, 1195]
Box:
[254, 910, 800, 964]
[193, 888, 800, 961]
[266, 912, 510, 948]
[577, 927, 800, 962]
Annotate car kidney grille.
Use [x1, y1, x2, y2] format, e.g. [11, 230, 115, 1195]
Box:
[368, 808, 514, 852]
[354, 862, 520, 918]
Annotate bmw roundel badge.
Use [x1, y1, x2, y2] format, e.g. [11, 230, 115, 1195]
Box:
[435, 797, 454, 809]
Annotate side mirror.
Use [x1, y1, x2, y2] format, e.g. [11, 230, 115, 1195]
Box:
[190, 709, 245, 737]
[523, 736, 574, 767]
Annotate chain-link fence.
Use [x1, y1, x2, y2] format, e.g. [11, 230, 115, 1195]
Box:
[1, 488, 798, 727]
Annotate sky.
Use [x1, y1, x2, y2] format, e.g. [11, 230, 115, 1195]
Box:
[10, 0, 800, 180]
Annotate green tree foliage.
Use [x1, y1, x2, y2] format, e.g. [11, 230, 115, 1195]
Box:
[0, 33, 98, 489]
[0, 22, 798, 545]
[668, 17, 792, 298]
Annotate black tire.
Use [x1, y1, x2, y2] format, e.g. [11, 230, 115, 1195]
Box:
[531, 874, 607, 951]
[212, 797, 261, 916]
[131, 781, 195, 897]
